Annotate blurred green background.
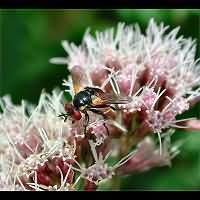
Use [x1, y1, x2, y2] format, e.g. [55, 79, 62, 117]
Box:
[1, 9, 200, 190]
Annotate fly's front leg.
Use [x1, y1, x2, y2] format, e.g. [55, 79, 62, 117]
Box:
[58, 113, 68, 122]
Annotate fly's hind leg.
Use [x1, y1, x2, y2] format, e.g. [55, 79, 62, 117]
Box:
[90, 104, 122, 112]
[83, 111, 90, 135]
[103, 122, 109, 136]
[109, 105, 123, 111]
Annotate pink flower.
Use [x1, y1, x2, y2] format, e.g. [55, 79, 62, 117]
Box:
[1, 19, 200, 191]
[117, 131, 182, 175]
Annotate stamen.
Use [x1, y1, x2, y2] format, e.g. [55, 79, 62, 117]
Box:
[156, 131, 162, 156]
[113, 150, 137, 169]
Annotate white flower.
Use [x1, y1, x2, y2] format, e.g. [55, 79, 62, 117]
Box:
[0, 89, 76, 190]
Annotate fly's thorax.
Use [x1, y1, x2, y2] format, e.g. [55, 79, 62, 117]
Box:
[73, 90, 92, 110]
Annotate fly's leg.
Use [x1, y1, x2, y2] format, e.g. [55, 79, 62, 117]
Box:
[89, 104, 122, 111]
[109, 105, 123, 111]
[58, 113, 68, 122]
[83, 111, 90, 135]
[103, 122, 109, 136]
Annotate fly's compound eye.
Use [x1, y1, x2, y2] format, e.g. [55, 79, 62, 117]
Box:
[73, 111, 82, 120]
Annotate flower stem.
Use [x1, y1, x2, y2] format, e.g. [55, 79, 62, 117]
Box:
[110, 175, 121, 191]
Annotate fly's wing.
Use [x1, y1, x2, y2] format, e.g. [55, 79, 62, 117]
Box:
[101, 94, 132, 105]
[71, 73, 81, 94]
[89, 87, 132, 106]
[70, 65, 88, 94]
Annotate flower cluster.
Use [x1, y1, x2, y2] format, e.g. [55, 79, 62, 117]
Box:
[1, 19, 200, 191]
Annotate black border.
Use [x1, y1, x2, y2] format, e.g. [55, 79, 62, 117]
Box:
[1, 0, 200, 195]
[1, 0, 200, 9]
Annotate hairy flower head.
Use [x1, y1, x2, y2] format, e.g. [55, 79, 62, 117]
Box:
[1, 19, 200, 191]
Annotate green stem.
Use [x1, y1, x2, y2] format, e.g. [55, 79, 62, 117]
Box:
[111, 175, 121, 191]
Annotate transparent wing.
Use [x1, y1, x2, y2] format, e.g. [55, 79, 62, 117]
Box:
[70, 65, 88, 94]
[88, 87, 132, 106]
